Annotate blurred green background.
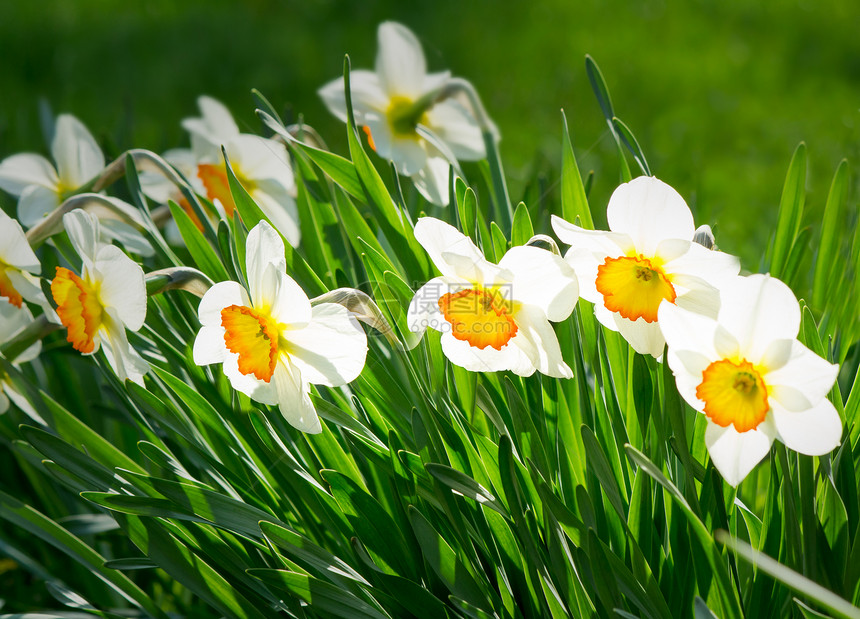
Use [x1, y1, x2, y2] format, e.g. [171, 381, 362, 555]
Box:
[2, 0, 859, 268]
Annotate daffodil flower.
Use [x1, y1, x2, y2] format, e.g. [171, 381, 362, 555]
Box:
[659, 274, 842, 486]
[0, 301, 42, 416]
[182, 96, 300, 246]
[552, 176, 740, 358]
[0, 114, 105, 227]
[192, 221, 367, 433]
[50, 210, 149, 386]
[0, 210, 48, 311]
[407, 217, 578, 377]
[319, 21, 486, 206]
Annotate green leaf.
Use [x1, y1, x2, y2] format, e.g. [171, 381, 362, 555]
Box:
[813, 159, 849, 309]
[560, 109, 593, 229]
[612, 116, 651, 176]
[511, 201, 534, 246]
[425, 462, 507, 516]
[769, 142, 807, 278]
[167, 199, 229, 282]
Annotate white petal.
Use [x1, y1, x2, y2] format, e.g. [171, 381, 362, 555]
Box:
[52, 114, 104, 188]
[95, 244, 147, 331]
[613, 314, 666, 358]
[413, 217, 486, 280]
[717, 274, 801, 362]
[273, 358, 321, 434]
[606, 176, 695, 256]
[0, 211, 39, 272]
[100, 309, 148, 386]
[193, 325, 227, 366]
[197, 96, 240, 140]
[657, 301, 719, 360]
[425, 98, 485, 161]
[512, 305, 572, 378]
[705, 416, 776, 487]
[198, 281, 250, 327]
[63, 209, 99, 269]
[18, 184, 61, 228]
[375, 21, 426, 97]
[227, 134, 292, 183]
[665, 348, 709, 411]
[252, 184, 301, 248]
[222, 349, 277, 405]
[765, 340, 839, 411]
[662, 242, 740, 288]
[410, 149, 450, 206]
[246, 220, 286, 303]
[671, 276, 721, 319]
[407, 276, 469, 337]
[387, 135, 428, 176]
[0, 153, 58, 195]
[285, 303, 367, 387]
[771, 399, 842, 456]
[264, 267, 312, 328]
[7, 271, 47, 307]
[498, 246, 578, 322]
[440, 329, 535, 376]
[0, 301, 35, 343]
[319, 70, 388, 124]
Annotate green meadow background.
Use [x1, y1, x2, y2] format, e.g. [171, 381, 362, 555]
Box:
[1, 0, 859, 270]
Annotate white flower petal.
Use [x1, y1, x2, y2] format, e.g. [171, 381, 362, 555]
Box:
[100, 309, 148, 386]
[606, 176, 695, 256]
[407, 276, 463, 336]
[193, 325, 228, 366]
[95, 244, 147, 331]
[222, 349, 277, 405]
[765, 340, 839, 411]
[376, 21, 426, 97]
[198, 281, 250, 327]
[410, 148, 450, 206]
[52, 114, 104, 188]
[0, 153, 58, 195]
[319, 70, 389, 124]
[759, 338, 794, 373]
[246, 220, 287, 303]
[388, 135, 428, 176]
[613, 314, 666, 358]
[99, 219, 154, 257]
[252, 184, 301, 248]
[63, 209, 99, 269]
[425, 98, 485, 161]
[197, 96, 240, 140]
[0, 301, 34, 343]
[512, 305, 572, 378]
[671, 276, 721, 319]
[665, 348, 709, 410]
[273, 358, 321, 434]
[414, 217, 487, 280]
[440, 330, 535, 376]
[284, 303, 367, 387]
[705, 416, 776, 487]
[663, 242, 740, 287]
[657, 300, 719, 360]
[717, 274, 801, 362]
[18, 184, 61, 228]
[498, 246, 578, 322]
[7, 271, 47, 307]
[227, 134, 292, 183]
[0, 211, 39, 272]
[771, 399, 842, 456]
[266, 268, 312, 328]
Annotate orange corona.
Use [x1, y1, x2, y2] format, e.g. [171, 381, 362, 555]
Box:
[0, 269, 22, 308]
[438, 288, 517, 350]
[51, 267, 103, 353]
[595, 255, 676, 322]
[696, 359, 770, 432]
[198, 164, 237, 218]
[221, 305, 281, 381]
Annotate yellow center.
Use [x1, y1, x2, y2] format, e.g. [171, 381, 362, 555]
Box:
[595, 254, 676, 323]
[0, 266, 22, 308]
[386, 95, 429, 137]
[221, 305, 282, 382]
[51, 267, 103, 353]
[197, 164, 254, 219]
[696, 358, 770, 432]
[438, 288, 518, 350]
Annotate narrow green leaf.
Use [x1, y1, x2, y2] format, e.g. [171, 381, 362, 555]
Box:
[560, 109, 593, 229]
[813, 159, 849, 308]
[770, 142, 807, 278]
[167, 199, 229, 282]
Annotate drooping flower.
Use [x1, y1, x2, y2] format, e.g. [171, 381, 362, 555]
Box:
[659, 274, 842, 486]
[0, 210, 47, 311]
[181, 96, 300, 246]
[552, 176, 740, 358]
[408, 217, 578, 377]
[50, 210, 149, 385]
[319, 21, 486, 206]
[192, 221, 367, 433]
[0, 114, 105, 227]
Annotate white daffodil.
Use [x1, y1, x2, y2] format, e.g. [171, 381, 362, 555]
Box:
[659, 274, 842, 486]
[0, 301, 42, 415]
[181, 96, 300, 246]
[319, 21, 486, 206]
[0, 210, 49, 312]
[552, 176, 740, 358]
[0, 114, 105, 227]
[50, 210, 149, 386]
[192, 221, 367, 433]
[407, 217, 578, 377]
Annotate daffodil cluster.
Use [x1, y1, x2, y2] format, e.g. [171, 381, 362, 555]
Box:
[0, 20, 843, 491]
